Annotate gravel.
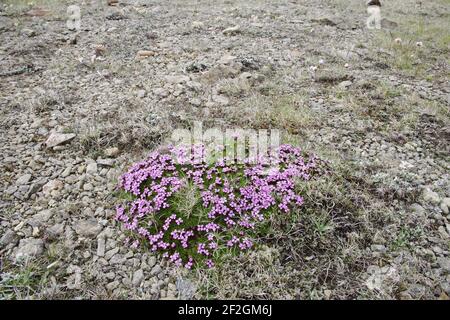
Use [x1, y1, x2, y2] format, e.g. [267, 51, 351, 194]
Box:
[0, 0, 448, 300]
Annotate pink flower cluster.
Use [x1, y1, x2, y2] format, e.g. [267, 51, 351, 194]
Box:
[115, 144, 316, 269]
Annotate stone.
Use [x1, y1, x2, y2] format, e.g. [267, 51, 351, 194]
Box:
[83, 183, 93, 191]
[240, 72, 252, 79]
[66, 264, 82, 274]
[104, 147, 119, 157]
[66, 273, 82, 290]
[136, 50, 155, 59]
[97, 159, 115, 167]
[61, 167, 72, 178]
[219, 54, 237, 65]
[165, 292, 177, 300]
[105, 272, 115, 280]
[45, 131, 76, 148]
[28, 209, 54, 228]
[77, 165, 86, 174]
[14, 221, 26, 232]
[122, 277, 132, 287]
[22, 28, 36, 37]
[411, 203, 426, 216]
[422, 188, 440, 205]
[137, 89, 146, 98]
[16, 185, 30, 196]
[32, 227, 40, 237]
[438, 226, 449, 239]
[106, 281, 119, 291]
[5, 185, 17, 196]
[16, 174, 32, 185]
[371, 244, 387, 253]
[440, 198, 450, 215]
[42, 180, 63, 196]
[97, 237, 106, 257]
[124, 251, 134, 259]
[15, 238, 44, 261]
[176, 277, 196, 299]
[441, 283, 450, 296]
[148, 256, 157, 268]
[132, 269, 145, 287]
[365, 265, 399, 291]
[437, 257, 450, 273]
[46, 223, 65, 239]
[109, 254, 125, 265]
[74, 218, 102, 238]
[105, 247, 119, 260]
[154, 87, 169, 97]
[338, 80, 352, 89]
[0, 229, 18, 247]
[192, 21, 205, 30]
[98, 227, 114, 239]
[190, 98, 202, 106]
[402, 284, 426, 299]
[151, 264, 162, 276]
[212, 94, 229, 105]
[165, 75, 190, 84]
[223, 25, 241, 35]
[86, 162, 97, 175]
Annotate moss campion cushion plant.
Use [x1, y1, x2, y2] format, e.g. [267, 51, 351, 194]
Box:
[115, 144, 316, 269]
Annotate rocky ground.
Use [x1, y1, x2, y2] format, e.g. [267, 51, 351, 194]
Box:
[0, 0, 449, 299]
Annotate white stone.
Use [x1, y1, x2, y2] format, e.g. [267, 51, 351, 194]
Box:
[223, 25, 240, 35]
[192, 21, 204, 29]
[97, 237, 106, 257]
[132, 269, 145, 287]
[45, 131, 76, 148]
[16, 174, 32, 185]
[86, 162, 97, 175]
